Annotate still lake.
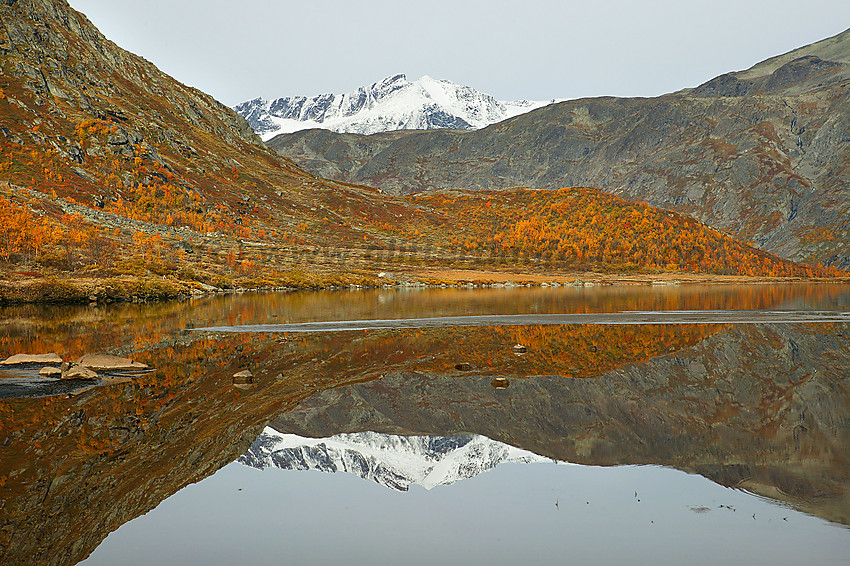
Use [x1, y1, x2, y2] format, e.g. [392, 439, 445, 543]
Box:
[1, 284, 849, 565]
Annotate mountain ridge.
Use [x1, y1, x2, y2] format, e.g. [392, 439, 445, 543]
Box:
[266, 29, 850, 268]
[737, 27, 850, 79]
[0, 0, 841, 305]
[234, 73, 553, 139]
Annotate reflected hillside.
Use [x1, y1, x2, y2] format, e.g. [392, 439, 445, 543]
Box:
[0, 285, 848, 565]
[0, 324, 723, 564]
[273, 323, 850, 525]
[1, 283, 846, 359]
[239, 430, 550, 491]
[0, 322, 725, 565]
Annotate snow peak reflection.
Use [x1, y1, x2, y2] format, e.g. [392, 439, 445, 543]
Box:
[238, 430, 550, 491]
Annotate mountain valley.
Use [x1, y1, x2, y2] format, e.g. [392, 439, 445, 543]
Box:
[0, 0, 845, 302]
[266, 30, 850, 268]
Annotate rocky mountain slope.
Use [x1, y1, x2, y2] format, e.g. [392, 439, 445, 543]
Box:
[0, 0, 840, 302]
[234, 74, 552, 139]
[267, 29, 850, 268]
[239, 429, 547, 491]
[0, 0, 417, 291]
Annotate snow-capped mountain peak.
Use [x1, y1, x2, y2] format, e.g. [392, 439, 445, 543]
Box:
[234, 74, 557, 140]
[238, 428, 552, 491]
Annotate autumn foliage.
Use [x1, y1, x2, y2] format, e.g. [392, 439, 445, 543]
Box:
[413, 188, 843, 277]
[0, 98, 844, 288]
[0, 197, 49, 261]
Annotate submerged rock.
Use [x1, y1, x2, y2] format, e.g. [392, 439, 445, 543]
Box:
[76, 354, 148, 370]
[100, 376, 133, 386]
[39, 366, 62, 377]
[491, 377, 510, 389]
[62, 365, 99, 380]
[233, 369, 254, 388]
[1, 353, 62, 365]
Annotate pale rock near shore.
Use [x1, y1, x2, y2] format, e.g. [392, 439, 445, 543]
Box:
[39, 366, 62, 377]
[62, 365, 99, 380]
[1, 353, 62, 365]
[233, 369, 254, 389]
[76, 354, 148, 370]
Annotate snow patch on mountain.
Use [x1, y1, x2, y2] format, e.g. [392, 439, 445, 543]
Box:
[234, 74, 559, 140]
[238, 428, 553, 491]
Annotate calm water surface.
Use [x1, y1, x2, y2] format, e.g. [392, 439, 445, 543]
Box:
[0, 284, 848, 565]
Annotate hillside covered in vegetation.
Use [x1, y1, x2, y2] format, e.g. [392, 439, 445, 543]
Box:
[267, 29, 850, 269]
[0, 0, 843, 304]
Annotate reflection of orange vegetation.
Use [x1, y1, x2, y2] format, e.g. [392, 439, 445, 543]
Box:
[1, 282, 844, 359]
[339, 324, 724, 380]
[0, 334, 255, 490]
[0, 322, 722, 470]
[1, 297, 848, 563]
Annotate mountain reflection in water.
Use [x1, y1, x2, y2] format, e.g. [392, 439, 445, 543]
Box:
[239, 430, 551, 491]
[0, 285, 848, 566]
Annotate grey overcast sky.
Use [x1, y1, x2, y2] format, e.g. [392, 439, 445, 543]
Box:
[67, 0, 850, 107]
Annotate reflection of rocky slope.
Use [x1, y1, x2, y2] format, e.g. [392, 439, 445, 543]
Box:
[273, 323, 850, 525]
[0, 328, 390, 566]
[267, 29, 850, 266]
[239, 430, 547, 491]
[0, 315, 721, 566]
[0, 303, 846, 566]
[0, 315, 699, 566]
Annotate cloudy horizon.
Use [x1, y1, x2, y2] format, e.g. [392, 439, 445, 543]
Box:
[67, 0, 850, 106]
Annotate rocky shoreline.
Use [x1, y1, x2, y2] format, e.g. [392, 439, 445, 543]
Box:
[0, 353, 152, 399]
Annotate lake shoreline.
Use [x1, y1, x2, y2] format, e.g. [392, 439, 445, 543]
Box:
[1, 270, 848, 306]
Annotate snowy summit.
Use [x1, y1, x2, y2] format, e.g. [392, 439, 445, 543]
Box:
[234, 74, 555, 140]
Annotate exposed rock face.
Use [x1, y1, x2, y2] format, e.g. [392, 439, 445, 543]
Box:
[0, 0, 260, 150]
[268, 29, 850, 267]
